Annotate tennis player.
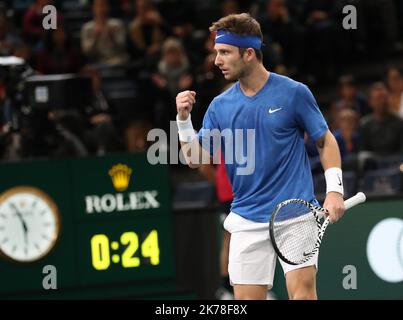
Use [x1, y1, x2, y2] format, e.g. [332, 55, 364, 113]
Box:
[176, 13, 345, 300]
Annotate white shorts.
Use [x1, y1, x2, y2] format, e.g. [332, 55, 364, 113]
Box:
[223, 212, 319, 289]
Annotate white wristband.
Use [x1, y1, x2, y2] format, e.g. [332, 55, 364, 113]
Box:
[176, 114, 197, 143]
[324, 167, 344, 195]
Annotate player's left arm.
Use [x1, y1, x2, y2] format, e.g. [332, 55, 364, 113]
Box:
[316, 130, 346, 223]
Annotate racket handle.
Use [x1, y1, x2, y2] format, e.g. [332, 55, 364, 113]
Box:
[344, 192, 366, 210]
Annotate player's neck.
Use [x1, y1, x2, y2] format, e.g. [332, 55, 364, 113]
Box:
[239, 65, 270, 97]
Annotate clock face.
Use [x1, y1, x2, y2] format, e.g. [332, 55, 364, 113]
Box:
[0, 187, 60, 263]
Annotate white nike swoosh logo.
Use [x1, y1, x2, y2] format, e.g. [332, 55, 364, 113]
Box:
[268, 107, 282, 114]
[215, 34, 226, 40]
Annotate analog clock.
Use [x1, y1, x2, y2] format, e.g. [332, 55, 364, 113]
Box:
[0, 186, 61, 263]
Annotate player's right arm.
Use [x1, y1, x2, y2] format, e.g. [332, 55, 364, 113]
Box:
[176, 90, 212, 168]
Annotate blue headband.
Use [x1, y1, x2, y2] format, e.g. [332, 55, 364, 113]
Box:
[214, 29, 262, 50]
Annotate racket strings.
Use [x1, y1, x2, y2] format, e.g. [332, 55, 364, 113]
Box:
[271, 201, 323, 264]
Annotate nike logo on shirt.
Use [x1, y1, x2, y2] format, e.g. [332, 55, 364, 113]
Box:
[268, 107, 282, 114]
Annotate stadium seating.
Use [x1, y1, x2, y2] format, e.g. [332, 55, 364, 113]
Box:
[374, 154, 403, 170]
[361, 167, 403, 197]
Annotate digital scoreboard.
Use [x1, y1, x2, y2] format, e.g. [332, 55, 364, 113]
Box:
[0, 153, 176, 298]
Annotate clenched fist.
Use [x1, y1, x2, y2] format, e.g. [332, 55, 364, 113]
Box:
[176, 90, 196, 120]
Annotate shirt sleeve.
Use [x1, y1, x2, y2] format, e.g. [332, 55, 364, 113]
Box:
[81, 23, 95, 54]
[198, 100, 221, 156]
[294, 83, 329, 142]
[112, 20, 126, 47]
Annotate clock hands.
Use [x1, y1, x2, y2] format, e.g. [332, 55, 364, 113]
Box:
[10, 203, 29, 250]
[0, 188, 60, 263]
[10, 203, 28, 232]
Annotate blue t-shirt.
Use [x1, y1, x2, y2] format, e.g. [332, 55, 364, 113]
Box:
[198, 72, 328, 222]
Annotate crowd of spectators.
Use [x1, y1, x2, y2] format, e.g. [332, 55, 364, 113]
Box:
[0, 0, 402, 172]
[307, 68, 403, 187]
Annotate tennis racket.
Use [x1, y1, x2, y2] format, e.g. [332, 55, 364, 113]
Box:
[269, 192, 366, 265]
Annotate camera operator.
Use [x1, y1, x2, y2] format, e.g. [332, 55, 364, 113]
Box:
[0, 56, 91, 160]
[81, 65, 124, 155]
[0, 56, 35, 160]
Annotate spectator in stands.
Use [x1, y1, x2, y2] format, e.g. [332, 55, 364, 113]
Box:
[359, 0, 401, 56]
[119, 0, 134, 24]
[154, 37, 193, 96]
[303, 0, 338, 82]
[330, 75, 370, 129]
[150, 37, 194, 131]
[259, 0, 304, 75]
[334, 109, 360, 156]
[35, 25, 83, 74]
[81, 65, 111, 117]
[193, 53, 227, 129]
[0, 13, 21, 56]
[81, 65, 124, 155]
[46, 109, 89, 158]
[170, 18, 204, 68]
[221, 0, 240, 16]
[332, 0, 366, 61]
[125, 119, 153, 153]
[306, 107, 359, 170]
[128, 0, 166, 65]
[0, 78, 6, 138]
[359, 82, 403, 156]
[385, 66, 403, 119]
[23, 0, 60, 49]
[81, 0, 129, 66]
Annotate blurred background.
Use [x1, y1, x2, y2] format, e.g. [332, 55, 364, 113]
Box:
[0, 0, 402, 300]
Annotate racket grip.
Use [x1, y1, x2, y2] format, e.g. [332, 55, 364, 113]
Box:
[344, 192, 366, 210]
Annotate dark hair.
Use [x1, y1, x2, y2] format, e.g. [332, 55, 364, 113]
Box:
[91, 0, 109, 7]
[338, 74, 356, 87]
[209, 13, 263, 61]
[385, 65, 403, 77]
[368, 81, 387, 94]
